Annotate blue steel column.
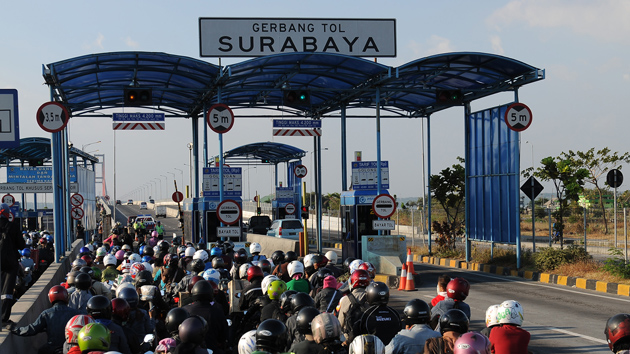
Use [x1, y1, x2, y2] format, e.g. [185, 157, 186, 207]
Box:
[427, 116, 432, 254]
[63, 130, 71, 250]
[375, 87, 383, 236]
[72, 153, 78, 243]
[515, 90, 522, 268]
[316, 135, 323, 253]
[192, 116, 200, 243]
[203, 103, 208, 168]
[464, 104, 471, 262]
[341, 105, 347, 191]
[52, 132, 64, 261]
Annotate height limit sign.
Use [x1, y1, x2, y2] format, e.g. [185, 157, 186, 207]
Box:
[504, 103, 532, 132]
[206, 103, 234, 134]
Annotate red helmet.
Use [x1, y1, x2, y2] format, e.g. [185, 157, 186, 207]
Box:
[130, 262, 146, 279]
[358, 262, 376, 279]
[49, 285, 69, 304]
[111, 298, 131, 322]
[188, 276, 204, 292]
[606, 314, 630, 351]
[81, 255, 93, 267]
[447, 277, 470, 301]
[65, 314, 94, 344]
[350, 269, 370, 289]
[247, 265, 264, 282]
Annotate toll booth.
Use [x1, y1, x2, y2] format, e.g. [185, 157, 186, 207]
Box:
[203, 197, 243, 244]
[183, 198, 202, 245]
[340, 190, 390, 260]
[272, 200, 298, 220]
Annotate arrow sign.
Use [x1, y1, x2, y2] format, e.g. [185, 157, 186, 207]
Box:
[216, 199, 241, 225]
[294, 164, 307, 178]
[372, 194, 396, 219]
[70, 193, 84, 207]
[71, 206, 84, 220]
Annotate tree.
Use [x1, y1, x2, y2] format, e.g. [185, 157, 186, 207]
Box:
[429, 157, 465, 250]
[561, 148, 630, 234]
[524, 156, 589, 248]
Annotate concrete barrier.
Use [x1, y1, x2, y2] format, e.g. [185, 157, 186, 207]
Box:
[0, 239, 84, 353]
[246, 234, 299, 257]
[361, 235, 406, 276]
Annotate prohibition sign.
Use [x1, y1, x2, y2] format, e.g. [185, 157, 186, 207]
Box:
[71, 206, 84, 220]
[294, 164, 308, 178]
[36, 102, 70, 133]
[216, 199, 241, 225]
[172, 191, 184, 203]
[372, 194, 396, 219]
[1, 194, 15, 207]
[71, 193, 84, 207]
[504, 103, 533, 132]
[206, 103, 235, 134]
[285, 203, 296, 214]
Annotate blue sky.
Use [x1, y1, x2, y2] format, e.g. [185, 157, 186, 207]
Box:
[1, 1, 629, 201]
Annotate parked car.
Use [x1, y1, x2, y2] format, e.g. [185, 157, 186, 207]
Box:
[140, 202, 147, 210]
[135, 215, 156, 231]
[266, 219, 304, 239]
[127, 199, 134, 205]
[247, 216, 272, 235]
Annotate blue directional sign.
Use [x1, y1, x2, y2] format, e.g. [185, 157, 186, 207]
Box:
[7, 166, 77, 183]
[113, 113, 165, 121]
[273, 119, 322, 128]
[0, 89, 20, 148]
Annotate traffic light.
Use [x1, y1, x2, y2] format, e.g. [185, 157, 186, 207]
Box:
[124, 88, 153, 106]
[28, 159, 44, 167]
[435, 89, 463, 106]
[301, 206, 309, 219]
[256, 207, 261, 215]
[283, 90, 310, 106]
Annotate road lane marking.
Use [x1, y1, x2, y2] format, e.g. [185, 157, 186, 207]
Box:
[548, 327, 608, 344]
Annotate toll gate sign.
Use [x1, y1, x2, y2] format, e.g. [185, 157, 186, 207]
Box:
[372, 194, 396, 219]
[216, 199, 241, 225]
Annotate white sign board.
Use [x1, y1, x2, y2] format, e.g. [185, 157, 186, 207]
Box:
[284, 203, 296, 214]
[351, 161, 389, 190]
[372, 220, 395, 230]
[202, 167, 242, 197]
[199, 18, 396, 57]
[0, 183, 78, 193]
[0, 89, 19, 148]
[217, 226, 241, 237]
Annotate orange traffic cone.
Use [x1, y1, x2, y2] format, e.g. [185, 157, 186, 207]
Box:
[406, 248, 416, 274]
[398, 263, 407, 291]
[403, 268, 417, 291]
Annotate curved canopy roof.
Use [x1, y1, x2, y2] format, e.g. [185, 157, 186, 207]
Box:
[43, 51, 543, 118]
[0, 137, 98, 164]
[223, 142, 306, 165]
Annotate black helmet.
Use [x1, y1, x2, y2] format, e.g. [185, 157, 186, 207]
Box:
[316, 268, 334, 287]
[66, 271, 79, 287]
[158, 241, 170, 252]
[86, 295, 112, 320]
[366, 281, 389, 306]
[212, 257, 225, 270]
[191, 279, 214, 302]
[296, 306, 321, 335]
[259, 259, 272, 274]
[75, 272, 93, 291]
[256, 319, 287, 352]
[188, 258, 206, 274]
[439, 309, 469, 334]
[290, 292, 315, 314]
[117, 286, 139, 309]
[279, 290, 298, 313]
[135, 270, 154, 288]
[343, 257, 357, 272]
[271, 250, 285, 264]
[403, 299, 431, 325]
[80, 266, 93, 275]
[179, 316, 207, 345]
[285, 251, 298, 263]
[165, 307, 190, 335]
[142, 246, 154, 257]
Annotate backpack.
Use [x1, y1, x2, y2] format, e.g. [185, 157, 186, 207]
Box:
[344, 292, 369, 342]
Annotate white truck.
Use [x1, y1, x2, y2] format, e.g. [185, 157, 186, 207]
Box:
[155, 205, 167, 218]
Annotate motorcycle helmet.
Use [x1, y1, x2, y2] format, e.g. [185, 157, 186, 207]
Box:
[497, 300, 524, 326]
[288, 260, 304, 277]
[121, 244, 131, 252]
[79, 246, 90, 255]
[279, 290, 298, 313]
[250, 242, 262, 254]
[485, 304, 500, 328]
[193, 249, 209, 262]
[285, 251, 298, 263]
[325, 251, 338, 265]
[135, 270, 154, 288]
[271, 250, 285, 265]
[403, 299, 431, 325]
[267, 280, 287, 300]
[350, 269, 370, 289]
[203, 269, 221, 285]
[128, 253, 142, 264]
[96, 247, 107, 257]
[247, 265, 264, 282]
[158, 240, 170, 252]
[239, 264, 252, 280]
[130, 262, 146, 279]
[191, 279, 214, 302]
[256, 319, 287, 352]
[358, 262, 376, 279]
[77, 323, 111, 352]
[117, 286, 139, 309]
[212, 256, 226, 270]
[261, 275, 280, 295]
[90, 267, 102, 281]
[188, 276, 204, 292]
[296, 306, 321, 335]
[184, 247, 196, 258]
[179, 316, 207, 345]
[142, 255, 153, 263]
[312, 312, 342, 344]
[453, 332, 491, 354]
[210, 247, 222, 257]
[66, 271, 79, 288]
[151, 230, 158, 238]
[439, 309, 469, 334]
[21, 248, 31, 257]
[238, 329, 257, 354]
[316, 268, 334, 287]
[72, 258, 87, 270]
[75, 272, 93, 291]
[115, 250, 125, 261]
[188, 258, 206, 274]
[349, 259, 364, 274]
[48, 285, 69, 304]
[366, 281, 389, 306]
[103, 254, 117, 267]
[290, 292, 315, 313]
[349, 334, 385, 354]
[65, 314, 94, 344]
[343, 257, 357, 272]
[86, 295, 112, 320]
[606, 313, 630, 352]
[259, 259, 272, 274]
[234, 250, 248, 265]
[166, 307, 190, 335]
[111, 298, 131, 323]
[143, 246, 155, 257]
[447, 277, 470, 301]
[81, 255, 94, 267]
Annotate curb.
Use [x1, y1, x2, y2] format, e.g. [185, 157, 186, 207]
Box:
[308, 239, 343, 249]
[414, 254, 630, 297]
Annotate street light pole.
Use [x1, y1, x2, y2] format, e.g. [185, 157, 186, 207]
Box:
[161, 175, 168, 199]
[154, 178, 161, 200]
[167, 172, 176, 194]
[187, 143, 193, 198]
[82, 140, 101, 151]
[175, 168, 184, 194]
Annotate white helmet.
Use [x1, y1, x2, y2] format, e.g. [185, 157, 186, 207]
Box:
[485, 304, 500, 328]
[250, 242, 262, 254]
[142, 262, 153, 274]
[288, 260, 304, 277]
[86, 244, 94, 252]
[193, 249, 209, 262]
[203, 269, 221, 284]
[349, 334, 385, 354]
[128, 253, 141, 264]
[497, 300, 524, 326]
[349, 259, 364, 274]
[238, 330, 257, 354]
[239, 264, 251, 279]
[325, 251, 338, 265]
[103, 254, 117, 266]
[185, 247, 196, 258]
[115, 281, 135, 297]
[303, 254, 314, 269]
[122, 244, 131, 251]
[96, 247, 107, 257]
[261, 275, 279, 295]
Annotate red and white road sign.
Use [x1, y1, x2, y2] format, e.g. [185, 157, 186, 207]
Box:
[7, 212, 14, 222]
[36, 102, 70, 133]
[273, 128, 322, 137]
[113, 122, 165, 130]
[216, 199, 241, 225]
[172, 191, 184, 203]
[70, 193, 84, 207]
[2, 194, 15, 207]
[285, 203, 296, 214]
[71, 206, 84, 220]
[294, 164, 307, 179]
[372, 194, 396, 219]
[253, 195, 259, 202]
[504, 102, 533, 132]
[207, 103, 235, 134]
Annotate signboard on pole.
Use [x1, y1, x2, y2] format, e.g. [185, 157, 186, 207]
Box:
[351, 161, 389, 190]
[216, 199, 241, 225]
[70, 193, 84, 207]
[207, 103, 234, 134]
[71, 206, 84, 220]
[36, 102, 70, 133]
[294, 165, 307, 179]
[7, 166, 77, 183]
[0, 89, 20, 148]
[202, 167, 242, 197]
[520, 176, 544, 200]
[172, 191, 184, 203]
[2, 194, 15, 207]
[372, 219, 395, 230]
[372, 194, 396, 219]
[285, 203, 296, 215]
[504, 103, 533, 132]
[217, 226, 241, 238]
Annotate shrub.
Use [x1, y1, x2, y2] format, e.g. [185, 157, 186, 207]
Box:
[603, 248, 630, 279]
[534, 245, 590, 272]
